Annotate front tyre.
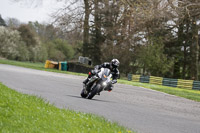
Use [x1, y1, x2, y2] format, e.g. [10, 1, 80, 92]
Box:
[80, 89, 88, 98]
[87, 84, 100, 99]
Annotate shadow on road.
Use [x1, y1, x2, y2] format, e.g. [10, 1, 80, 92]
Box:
[65, 94, 116, 103]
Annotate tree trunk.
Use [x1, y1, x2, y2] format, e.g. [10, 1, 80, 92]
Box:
[191, 18, 199, 80]
[174, 20, 183, 79]
[195, 21, 199, 80]
[182, 20, 189, 79]
[83, 0, 90, 57]
[92, 0, 102, 64]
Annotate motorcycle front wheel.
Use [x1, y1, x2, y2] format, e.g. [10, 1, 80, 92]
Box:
[80, 89, 88, 98]
[87, 84, 101, 99]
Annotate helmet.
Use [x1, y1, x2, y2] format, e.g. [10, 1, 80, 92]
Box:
[111, 59, 120, 68]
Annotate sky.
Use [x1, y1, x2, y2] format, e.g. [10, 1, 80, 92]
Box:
[0, 0, 64, 23]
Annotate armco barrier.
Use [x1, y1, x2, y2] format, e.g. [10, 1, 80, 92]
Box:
[177, 79, 193, 89]
[128, 74, 200, 90]
[150, 76, 163, 85]
[140, 75, 150, 83]
[128, 74, 132, 81]
[162, 78, 177, 87]
[193, 81, 200, 90]
[67, 62, 93, 74]
[132, 75, 140, 82]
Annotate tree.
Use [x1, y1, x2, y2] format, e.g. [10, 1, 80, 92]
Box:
[53, 39, 74, 60]
[167, 0, 200, 80]
[28, 22, 59, 41]
[44, 39, 74, 61]
[17, 24, 49, 62]
[18, 24, 38, 47]
[0, 26, 29, 60]
[137, 37, 174, 76]
[12, 0, 200, 80]
[83, 0, 90, 57]
[0, 15, 6, 26]
[6, 18, 21, 28]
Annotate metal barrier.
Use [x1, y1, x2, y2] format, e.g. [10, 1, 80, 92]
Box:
[150, 76, 163, 85]
[193, 81, 200, 90]
[132, 75, 140, 82]
[162, 78, 177, 87]
[140, 75, 150, 83]
[128, 74, 200, 90]
[177, 79, 193, 90]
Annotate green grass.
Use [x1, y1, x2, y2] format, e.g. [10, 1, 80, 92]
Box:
[1, 59, 200, 102]
[0, 59, 87, 77]
[0, 82, 132, 133]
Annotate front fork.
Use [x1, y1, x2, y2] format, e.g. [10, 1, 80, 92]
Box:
[85, 76, 98, 91]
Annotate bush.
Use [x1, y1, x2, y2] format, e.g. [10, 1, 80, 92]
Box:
[31, 44, 48, 62]
[45, 39, 75, 61]
[16, 42, 29, 61]
[53, 39, 74, 60]
[0, 26, 29, 60]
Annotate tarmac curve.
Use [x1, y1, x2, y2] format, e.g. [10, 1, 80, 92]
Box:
[0, 64, 200, 133]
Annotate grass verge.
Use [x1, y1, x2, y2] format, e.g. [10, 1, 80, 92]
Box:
[0, 59, 200, 102]
[0, 59, 87, 77]
[0, 82, 132, 133]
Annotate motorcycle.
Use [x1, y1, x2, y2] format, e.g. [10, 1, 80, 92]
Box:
[81, 68, 112, 99]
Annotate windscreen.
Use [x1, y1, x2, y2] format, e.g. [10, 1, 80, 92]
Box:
[103, 68, 111, 76]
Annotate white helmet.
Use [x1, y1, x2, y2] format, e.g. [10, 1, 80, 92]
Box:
[111, 59, 120, 68]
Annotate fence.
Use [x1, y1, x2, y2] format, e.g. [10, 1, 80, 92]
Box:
[44, 60, 93, 74]
[128, 74, 200, 90]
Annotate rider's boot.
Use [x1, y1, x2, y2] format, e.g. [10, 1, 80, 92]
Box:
[107, 85, 113, 92]
[108, 88, 112, 92]
[104, 82, 113, 92]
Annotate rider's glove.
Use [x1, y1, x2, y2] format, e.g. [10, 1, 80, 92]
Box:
[91, 69, 100, 75]
[91, 69, 96, 74]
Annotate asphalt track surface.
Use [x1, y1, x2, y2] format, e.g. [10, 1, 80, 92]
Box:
[0, 64, 200, 133]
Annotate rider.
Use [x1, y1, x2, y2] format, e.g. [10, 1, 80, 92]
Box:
[83, 59, 120, 91]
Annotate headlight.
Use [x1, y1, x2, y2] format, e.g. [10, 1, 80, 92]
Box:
[102, 82, 107, 86]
